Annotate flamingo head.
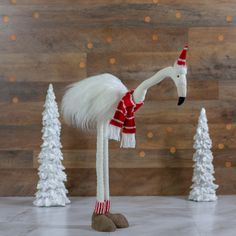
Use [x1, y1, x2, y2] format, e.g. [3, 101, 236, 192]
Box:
[170, 45, 188, 106]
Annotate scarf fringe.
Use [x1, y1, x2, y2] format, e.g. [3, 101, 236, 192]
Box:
[121, 133, 136, 148]
[107, 124, 120, 141]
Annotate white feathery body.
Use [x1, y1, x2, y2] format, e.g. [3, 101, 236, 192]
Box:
[61, 73, 128, 131]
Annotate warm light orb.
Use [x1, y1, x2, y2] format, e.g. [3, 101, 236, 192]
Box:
[106, 36, 113, 43]
[147, 131, 154, 138]
[10, 0, 17, 4]
[87, 42, 93, 49]
[166, 127, 173, 133]
[218, 143, 225, 149]
[3, 16, 9, 23]
[8, 76, 16, 82]
[225, 161, 232, 168]
[33, 12, 40, 19]
[79, 61, 86, 69]
[218, 34, 224, 42]
[170, 147, 176, 154]
[139, 151, 146, 158]
[226, 124, 232, 130]
[10, 34, 17, 41]
[226, 15, 233, 23]
[144, 16, 151, 23]
[12, 97, 19, 104]
[152, 34, 158, 41]
[109, 58, 116, 65]
[175, 11, 182, 19]
[153, 0, 159, 3]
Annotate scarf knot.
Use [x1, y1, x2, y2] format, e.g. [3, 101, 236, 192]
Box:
[108, 89, 143, 148]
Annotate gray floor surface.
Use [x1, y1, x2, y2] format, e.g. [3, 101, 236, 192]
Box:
[0, 196, 236, 236]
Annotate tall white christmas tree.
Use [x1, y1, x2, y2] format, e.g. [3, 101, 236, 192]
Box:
[34, 84, 70, 207]
[189, 108, 218, 202]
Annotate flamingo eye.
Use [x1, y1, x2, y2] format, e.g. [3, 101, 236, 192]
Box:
[177, 75, 180, 78]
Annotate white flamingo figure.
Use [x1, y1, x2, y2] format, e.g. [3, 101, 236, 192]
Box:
[62, 45, 188, 232]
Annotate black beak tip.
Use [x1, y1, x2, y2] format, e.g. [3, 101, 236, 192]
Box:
[178, 97, 185, 106]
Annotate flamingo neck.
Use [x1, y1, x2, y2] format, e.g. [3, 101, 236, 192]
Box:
[133, 67, 173, 103]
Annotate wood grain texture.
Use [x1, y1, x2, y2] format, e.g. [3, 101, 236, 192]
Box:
[0, 122, 235, 150]
[0, 0, 235, 28]
[33, 148, 236, 169]
[0, 150, 33, 168]
[219, 80, 236, 100]
[0, 169, 38, 196]
[189, 27, 236, 80]
[0, 53, 86, 82]
[0, 0, 236, 196]
[1, 167, 236, 196]
[0, 28, 188, 53]
[87, 51, 180, 80]
[0, 79, 218, 104]
[0, 92, 224, 127]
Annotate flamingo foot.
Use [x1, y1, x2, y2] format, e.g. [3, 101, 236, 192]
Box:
[106, 212, 129, 228]
[91, 212, 116, 232]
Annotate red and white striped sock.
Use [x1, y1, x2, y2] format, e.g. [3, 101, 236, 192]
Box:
[94, 200, 111, 215]
[104, 199, 111, 214]
[94, 201, 106, 215]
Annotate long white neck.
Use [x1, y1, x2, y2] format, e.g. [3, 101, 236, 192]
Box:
[133, 66, 173, 103]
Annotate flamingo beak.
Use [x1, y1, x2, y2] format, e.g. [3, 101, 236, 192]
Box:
[178, 97, 185, 106]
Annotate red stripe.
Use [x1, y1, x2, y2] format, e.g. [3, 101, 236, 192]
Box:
[113, 112, 125, 121]
[99, 202, 101, 214]
[97, 202, 99, 213]
[123, 129, 136, 133]
[102, 201, 106, 214]
[177, 60, 186, 66]
[117, 101, 126, 111]
[104, 202, 106, 214]
[123, 119, 135, 126]
[100, 202, 102, 214]
[95, 201, 107, 214]
[110, 119, 123, 128]
[95, 201, 99, 214]
[97, 202, 100, 213]
[100, 202, 103, 214]
[105, 200, 110, 213]
[116, 109, 125, 115]
[106, 201, 108, 213]
[105, 200, 108, 213]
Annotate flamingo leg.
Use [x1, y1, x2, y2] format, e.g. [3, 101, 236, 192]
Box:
[94, 122, 105, 214]
[103, 122, 110, 213]
[91, 122, 117, 232]
[92, 122, 129, 231]
[102, 122, 129, 228]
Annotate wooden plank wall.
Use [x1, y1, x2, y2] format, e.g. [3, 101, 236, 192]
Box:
[0, 0, 236, 196]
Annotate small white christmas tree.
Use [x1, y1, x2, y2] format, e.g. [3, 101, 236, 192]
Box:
[189, 108, 218, 202]
[34, 84, 70, 207]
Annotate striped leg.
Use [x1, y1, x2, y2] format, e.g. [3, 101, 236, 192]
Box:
[103, 122, 111, 213]
[94, 122, 106, 215]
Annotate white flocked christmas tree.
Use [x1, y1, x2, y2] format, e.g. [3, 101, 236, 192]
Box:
[189, 108, 218, 202]
[34, 84, 70, 207]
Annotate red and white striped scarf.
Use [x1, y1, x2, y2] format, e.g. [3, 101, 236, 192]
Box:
[108, 89, 143, 148]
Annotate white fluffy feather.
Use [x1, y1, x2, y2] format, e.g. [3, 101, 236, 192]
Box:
[61, 73, 128, 131]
